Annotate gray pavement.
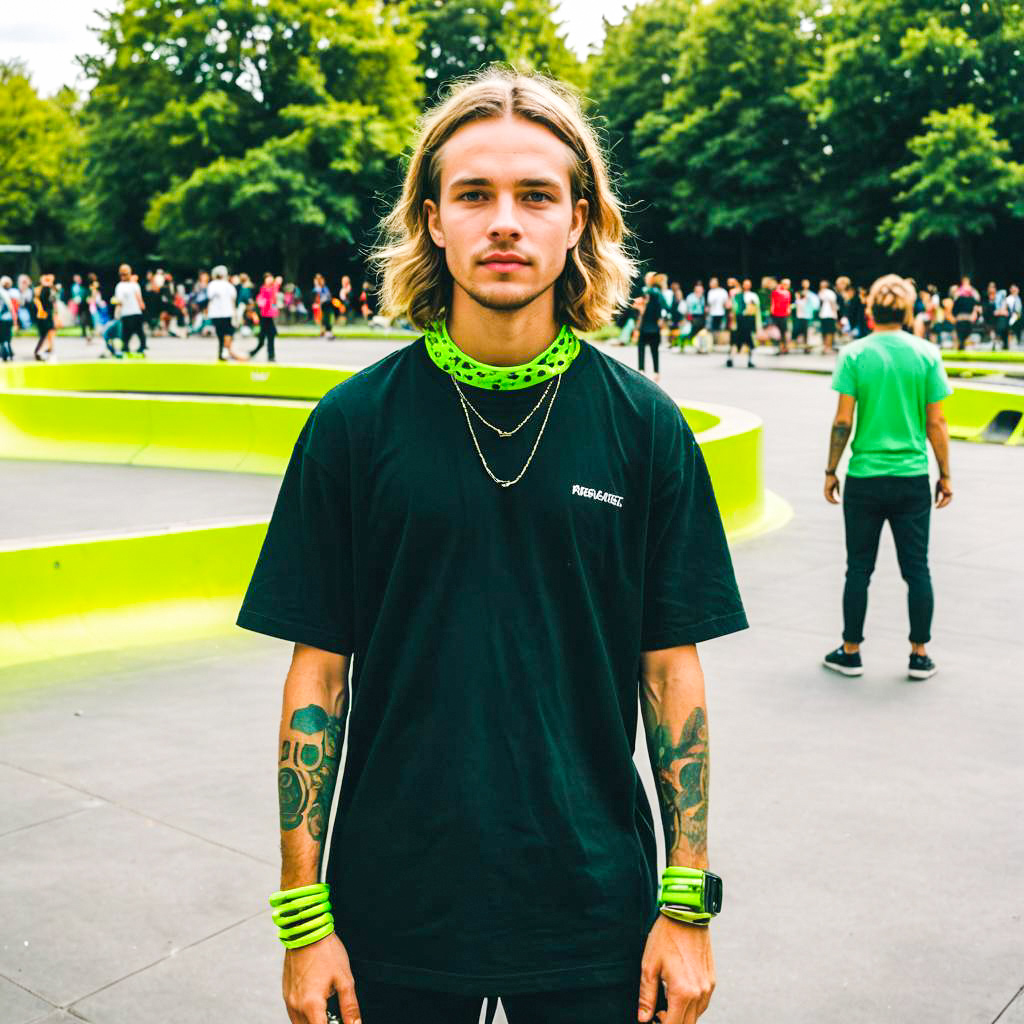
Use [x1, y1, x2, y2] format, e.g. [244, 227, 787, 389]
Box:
[1, 337, 1022, 1023]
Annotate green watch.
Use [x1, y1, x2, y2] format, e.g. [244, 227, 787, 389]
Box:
[657, 866, 723, 926]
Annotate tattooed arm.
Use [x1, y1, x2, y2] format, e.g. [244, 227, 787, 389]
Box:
[278, 642, 351, 889]
[825, 392, 856, 504]
[639, 643, 710, 869]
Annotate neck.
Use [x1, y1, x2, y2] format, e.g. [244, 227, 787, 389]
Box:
[447, 283, 561, 365]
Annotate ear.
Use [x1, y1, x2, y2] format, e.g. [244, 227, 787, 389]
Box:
[423, 199, 445, 249]
[568, 198, 588, 250]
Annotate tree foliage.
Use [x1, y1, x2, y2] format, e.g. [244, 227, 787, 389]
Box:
[880, 104, 1024, 274]
[78, 0, 421, 274]
[0, 61, 82, 263]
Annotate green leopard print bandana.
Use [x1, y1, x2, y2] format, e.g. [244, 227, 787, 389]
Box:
[424, 319, 580, 391]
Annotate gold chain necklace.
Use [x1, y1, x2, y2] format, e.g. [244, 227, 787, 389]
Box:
[451, 375, 553, 437]
[451, 373, 560, 488]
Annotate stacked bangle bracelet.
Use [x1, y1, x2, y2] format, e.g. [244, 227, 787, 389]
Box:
[657, 866, 721, 927]
[269, 883, 335, 949]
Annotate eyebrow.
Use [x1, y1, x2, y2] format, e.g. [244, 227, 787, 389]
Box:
[447, 176, 563, 191]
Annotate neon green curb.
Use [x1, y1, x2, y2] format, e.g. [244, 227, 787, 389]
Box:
[943, 385, 1024, 445]
[0, 361, 783, 668]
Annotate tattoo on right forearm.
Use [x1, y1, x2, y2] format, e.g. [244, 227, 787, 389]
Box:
[278, 689, 347, 840]
[828, 422, 851, 471]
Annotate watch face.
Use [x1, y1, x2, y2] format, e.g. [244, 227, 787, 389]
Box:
[704, 872, 723, 914]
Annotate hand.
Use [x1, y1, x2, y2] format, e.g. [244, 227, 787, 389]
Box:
[824, 472, 840, 504]
[935, 476, 953, 508]
[638, 913, 715, 1024]
[283, 932, 362, 1024]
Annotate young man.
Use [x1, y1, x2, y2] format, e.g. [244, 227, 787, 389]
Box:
[113, 264, 146, 357]
[636, 270, 667, 381]
[236, 67, 746, 1024]
[704, 276, 728, 347]
[792, 279, 818, 352]
[822, 274, 953, 681]
[726, 278, 758, 368]
[769, 277, 792, 354]
[207, 264, 245, 361]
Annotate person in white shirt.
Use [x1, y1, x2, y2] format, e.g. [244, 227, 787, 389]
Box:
[1007, 284, 1022, 347]
[207, 264, 246, 361]
[793, 279, 819, 352]
[818, 280, 839, 354]
[114, 263, 147, 356]
[705, 277, 729, 339]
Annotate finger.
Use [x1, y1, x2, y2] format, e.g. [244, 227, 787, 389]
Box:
[335, 979, 362, 1024]
[637, 962, 660, 1022]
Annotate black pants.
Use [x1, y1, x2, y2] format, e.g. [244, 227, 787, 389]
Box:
[251, 316, 277, 360]
[121, 314, 146, 353]
[347, 976, 669, 1024]
[842, 474, 933, 645]
[637, 330, 659, 372]
[0, 320, 12, 360]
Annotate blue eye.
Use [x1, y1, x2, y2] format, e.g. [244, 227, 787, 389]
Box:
[458, 191, 485, 201]
[526, 192, 553, 202]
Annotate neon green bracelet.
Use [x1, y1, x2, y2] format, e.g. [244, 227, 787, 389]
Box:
[279, 911, 334, 941]
[269, 883, 329, 907]
[657, 866, 720, 926]
[272, 899, 331, 927]
[281, 919, 335, 950]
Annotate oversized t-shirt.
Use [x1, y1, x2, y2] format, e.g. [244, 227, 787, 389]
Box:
[832, 329, 953, 478]
[237, 335, 748, 995]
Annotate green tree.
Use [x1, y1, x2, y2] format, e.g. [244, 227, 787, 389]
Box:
[399, 0, 584, 104]
[634, 0, 816, 274]
[798, 0, 1024, 251]
[78, 0, 421, 277]
[0, 61, 83, 270]
[880, 104, 1024, 276]
[585, 0, 690, 274]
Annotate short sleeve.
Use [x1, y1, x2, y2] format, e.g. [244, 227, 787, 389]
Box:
[925, 353, 953, 404]
[641, 403, 749, 650]
[235, 408, 355, 655]
[832, 348, 857, 397]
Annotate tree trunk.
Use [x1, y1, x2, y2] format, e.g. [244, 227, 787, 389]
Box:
[956, 234, 974, 280]
[282, 233, 300, 287]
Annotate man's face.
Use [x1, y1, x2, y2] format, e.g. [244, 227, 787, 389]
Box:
[424, 115, 588, 317]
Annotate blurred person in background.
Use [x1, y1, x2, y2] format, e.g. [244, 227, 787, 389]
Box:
[0, 275, 16, 361]
[208, 264, 246, 361]
[250, 272, 281, 362]
[33, 273, 57, 361]
[114, 264, 147, 357]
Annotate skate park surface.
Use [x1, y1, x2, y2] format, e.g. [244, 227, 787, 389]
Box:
[1, 333, 1021, 1024]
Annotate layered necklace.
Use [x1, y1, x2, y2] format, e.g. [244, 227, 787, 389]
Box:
[424, 319, 581, 488]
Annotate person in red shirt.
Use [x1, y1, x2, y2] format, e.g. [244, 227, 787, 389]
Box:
[769, 277, 793, 354]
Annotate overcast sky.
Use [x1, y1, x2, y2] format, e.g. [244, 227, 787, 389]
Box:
[1, 0, 632, 97]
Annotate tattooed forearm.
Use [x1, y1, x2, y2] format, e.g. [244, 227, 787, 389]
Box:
[643, 701, 710, 863]
[278, 690, 347, 841]
[827, 421, 852, 473]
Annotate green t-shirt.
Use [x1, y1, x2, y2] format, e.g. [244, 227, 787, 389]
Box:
[832, 329, 952, 478]
[237, 336, 747, 994]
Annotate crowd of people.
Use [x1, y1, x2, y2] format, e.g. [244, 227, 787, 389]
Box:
[620, 272, 1024, 380]
[0, 265, 386, 363]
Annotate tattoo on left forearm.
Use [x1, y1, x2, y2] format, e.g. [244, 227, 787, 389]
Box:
[278, 692, 346, 841]
[646, 705, 710, 861]
[828, 422, 851, 471]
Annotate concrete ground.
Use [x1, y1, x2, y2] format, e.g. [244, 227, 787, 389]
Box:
[1, 335, 1022, 1024]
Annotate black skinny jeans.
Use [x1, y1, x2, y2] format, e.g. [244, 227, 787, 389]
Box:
[637, 329, 660, 373]
[251, 316, 277, 359]
[842, 474, 933, 645]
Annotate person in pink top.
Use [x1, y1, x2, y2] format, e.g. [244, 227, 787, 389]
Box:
[250, 272, 281, 361]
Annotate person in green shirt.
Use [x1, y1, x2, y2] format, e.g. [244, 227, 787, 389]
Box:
[237, 65, 747, 1024]
[822, 274, 954, 681]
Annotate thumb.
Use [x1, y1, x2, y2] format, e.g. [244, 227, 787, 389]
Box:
[637, 962, 660, 1022]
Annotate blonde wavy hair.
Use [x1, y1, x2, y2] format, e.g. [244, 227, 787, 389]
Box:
[367, 65, 638, 332]
[867, 274, 916, 327]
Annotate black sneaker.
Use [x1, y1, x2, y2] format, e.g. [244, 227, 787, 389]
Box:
[725, 357, 733, 367]
[823, 645, 863, 676]
[908, 654, 937, 680]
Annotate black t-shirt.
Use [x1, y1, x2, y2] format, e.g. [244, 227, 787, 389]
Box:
[236, 335, 747, 994]
[639, 287, 666, 332]
[952, 295, 976, 317]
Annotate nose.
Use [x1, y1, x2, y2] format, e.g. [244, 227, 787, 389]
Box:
[487, 191, 523, 242]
